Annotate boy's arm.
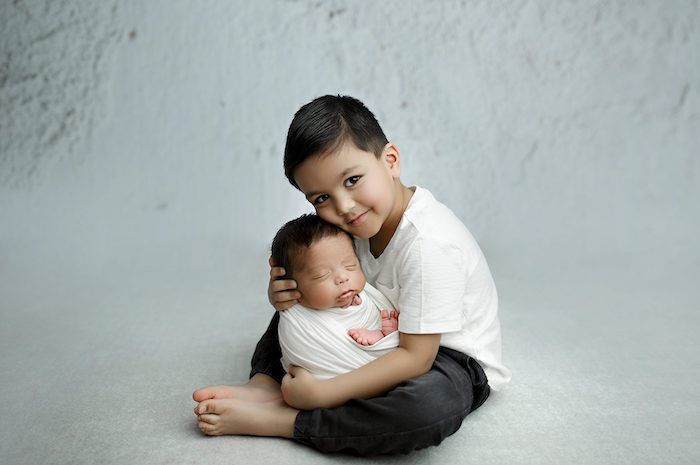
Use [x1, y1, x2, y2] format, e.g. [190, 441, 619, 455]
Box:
[281, 331, 441, 409]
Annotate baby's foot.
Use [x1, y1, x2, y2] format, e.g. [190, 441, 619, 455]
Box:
[196, 397, 297, 437]
[381, 309, 399, 336]
[348, 327, 385, 346]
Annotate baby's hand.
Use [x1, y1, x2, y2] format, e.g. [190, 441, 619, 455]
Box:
[352, 293, 362, 306]
[268, 257, 300, 311]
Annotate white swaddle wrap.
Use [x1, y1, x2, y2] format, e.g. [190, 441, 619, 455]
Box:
[278, 284, 399, 380]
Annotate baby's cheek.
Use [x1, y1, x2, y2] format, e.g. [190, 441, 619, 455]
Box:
[354, 272, 367, 291]
[304, 284, 336, 310]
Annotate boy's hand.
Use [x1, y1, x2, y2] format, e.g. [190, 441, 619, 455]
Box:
[268, 256, 300, 311]
[281, 365, 327, 409]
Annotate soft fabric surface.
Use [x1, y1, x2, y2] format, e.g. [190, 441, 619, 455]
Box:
[279, 285, 399, 380]
[1, 242, 698, 464]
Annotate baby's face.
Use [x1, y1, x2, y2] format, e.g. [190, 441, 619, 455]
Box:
[293, 234, 366, 310]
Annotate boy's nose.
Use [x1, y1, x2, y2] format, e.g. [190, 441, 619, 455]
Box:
[335, 274, 349, 285]
[334, 196, 355, 216]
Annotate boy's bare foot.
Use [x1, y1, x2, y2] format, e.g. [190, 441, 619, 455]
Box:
[192, 384, 281, 403]
[380, 309, 399, 336]
[348, 327, 384, 346]
[192, 375, 282, 409]
[196, 397, 298, 437]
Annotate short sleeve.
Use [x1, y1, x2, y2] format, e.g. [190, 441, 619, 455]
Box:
[396, 237, 466, 334]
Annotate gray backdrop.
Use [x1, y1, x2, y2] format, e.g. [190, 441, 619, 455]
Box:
[1, 1, 698, 464]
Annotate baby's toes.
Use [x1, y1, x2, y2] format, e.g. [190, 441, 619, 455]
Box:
[380, 309, 389, 319]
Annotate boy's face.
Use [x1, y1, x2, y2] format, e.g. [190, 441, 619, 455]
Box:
[293, 234, 367, 310]
[293, 141, 401, 240]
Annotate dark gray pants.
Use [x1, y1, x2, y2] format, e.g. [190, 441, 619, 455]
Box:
[250, 312, 490, 455]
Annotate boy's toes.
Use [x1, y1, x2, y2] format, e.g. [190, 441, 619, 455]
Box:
[198, 421, 221, 436]
[197, 399, 223, 415]
[198, 413, 219, 425]
[380, 309, 389, 319]
[192, 387, 216, 402]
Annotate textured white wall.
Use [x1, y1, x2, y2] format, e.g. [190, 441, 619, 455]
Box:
[1, 0, 698, 273]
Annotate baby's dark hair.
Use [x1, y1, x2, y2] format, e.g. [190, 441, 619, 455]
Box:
[271, 214, 354, 278]
[284, 95, 389, 189]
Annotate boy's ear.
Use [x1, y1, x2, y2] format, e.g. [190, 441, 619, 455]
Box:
[382, 143, 401, 177]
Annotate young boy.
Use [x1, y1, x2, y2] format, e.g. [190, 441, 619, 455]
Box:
[192, 95, 511, 454]
[271, 213, 400, 379]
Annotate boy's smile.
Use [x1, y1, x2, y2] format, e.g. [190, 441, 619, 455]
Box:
[294, 141, 411, 253]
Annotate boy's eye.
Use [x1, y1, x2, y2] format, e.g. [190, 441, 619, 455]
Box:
[345, 264, 358, 271]
[313, 194, 329, 205]
[312, 273, 330, 280]
[344, 176, 361, 187]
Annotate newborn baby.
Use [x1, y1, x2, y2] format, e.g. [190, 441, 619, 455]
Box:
[271, 214, 400, 380]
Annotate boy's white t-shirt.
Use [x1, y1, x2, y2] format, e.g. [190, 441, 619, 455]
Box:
[355, 186, 511, 391]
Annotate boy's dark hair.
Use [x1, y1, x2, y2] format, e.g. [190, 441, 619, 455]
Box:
[271, 214, 354, 278]
[284, 95, 389, 189]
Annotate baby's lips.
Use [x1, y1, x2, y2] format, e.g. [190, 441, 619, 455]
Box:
[337, 290, 359, 308]
[338, 290, 354, 300]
